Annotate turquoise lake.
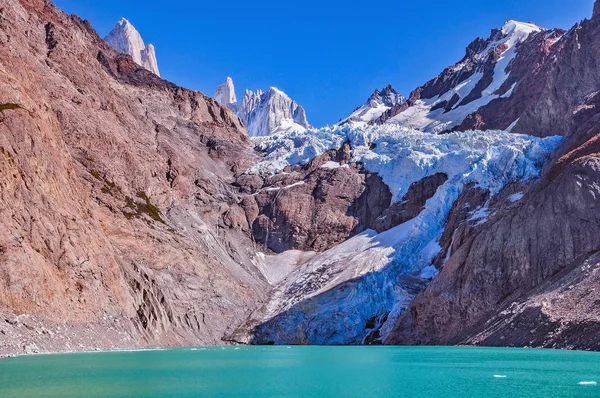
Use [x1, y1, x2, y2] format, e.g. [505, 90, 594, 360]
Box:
[1, 346, 599, 397]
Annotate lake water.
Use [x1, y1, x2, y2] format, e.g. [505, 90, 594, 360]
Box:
[0, 346, 599, 397]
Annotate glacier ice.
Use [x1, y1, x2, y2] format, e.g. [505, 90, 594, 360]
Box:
[249, 124, 562, 345]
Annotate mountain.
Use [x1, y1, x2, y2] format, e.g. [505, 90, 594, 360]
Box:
[238, 87, 311, 137]
[5, 0, 600, 356]
[341, 85, 407, 125]
[213, 77, 237, 112]
[104, 18, 160, 76]
[358, 21, 544, 132]
[230, 2, 600, 348]
[0, 0, 265, 355]
[213, 77, 311, 137]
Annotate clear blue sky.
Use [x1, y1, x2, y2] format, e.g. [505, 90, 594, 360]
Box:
[53, 0, 592, 127]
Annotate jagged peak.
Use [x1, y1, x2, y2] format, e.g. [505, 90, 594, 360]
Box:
[594, 0, 600, 19]
[105, 18, 160, 76]
[213, 77, 237, 108]
[459, 20, 543, 66]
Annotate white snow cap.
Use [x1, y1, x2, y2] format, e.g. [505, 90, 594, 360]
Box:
[342, 84, 407, 124]
[104, 18, 160, 76]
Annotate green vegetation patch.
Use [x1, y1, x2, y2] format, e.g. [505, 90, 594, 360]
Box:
[122, 191, 166, 224]
[0, 103, 22, 113]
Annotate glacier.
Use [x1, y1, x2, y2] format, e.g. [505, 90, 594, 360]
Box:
[245, 124, 562, 345]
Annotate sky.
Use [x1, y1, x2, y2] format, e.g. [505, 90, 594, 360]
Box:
[53, 0, 592, 127]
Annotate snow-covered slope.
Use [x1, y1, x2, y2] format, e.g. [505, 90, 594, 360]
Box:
[213, 77, 238, 112]
[104, 18, 160, 76]
[384, 21, 542, 133]
[342, 84, 407, 124]
[246, 124, 561, 344]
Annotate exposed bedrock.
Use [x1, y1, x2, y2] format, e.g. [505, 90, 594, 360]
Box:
[387, 155, 600, 348]
[231, 144, 392, 253]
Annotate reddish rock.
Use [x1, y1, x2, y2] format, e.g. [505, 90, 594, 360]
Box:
[372, 173, 448, 233]
[0, 0, 269, 354]
[245, 146, 392, 253]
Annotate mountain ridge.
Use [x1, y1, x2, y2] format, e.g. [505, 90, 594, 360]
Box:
[3, 0, 600, 355]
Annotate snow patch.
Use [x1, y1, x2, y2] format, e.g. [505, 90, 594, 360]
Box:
[508, 192, 524, 202]
[321, 161, 349, 169]
[386, 20, 542, 133]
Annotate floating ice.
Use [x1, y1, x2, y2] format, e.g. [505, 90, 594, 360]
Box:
[578, 381, 597, 386]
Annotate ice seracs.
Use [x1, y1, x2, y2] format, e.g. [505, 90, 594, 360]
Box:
[213, 77, 311, 137]
[104, 18, 160, 76]
[247, 123, 562, 344]
[213, 77, 238, 112]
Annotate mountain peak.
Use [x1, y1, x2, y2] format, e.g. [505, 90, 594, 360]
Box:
[104, 18, 160, 76]
[213, 77, 237, 110]
[594, 0, 600, 19]
[342, 85, 407, 125]
[238, 87, 311, 137]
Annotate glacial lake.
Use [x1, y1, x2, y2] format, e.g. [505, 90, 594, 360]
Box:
[0, 346, 599, 397]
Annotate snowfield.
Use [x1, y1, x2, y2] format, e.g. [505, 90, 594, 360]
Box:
[248, 124, 562, 345]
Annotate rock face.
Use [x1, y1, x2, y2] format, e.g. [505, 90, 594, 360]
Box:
[372, 173, 448, 233]
[370, 21, 546, 133]
[213, 77, 237, 112]
[104, 18, 160, 76]
[0, 0, 269, 355]
[238, 87, 311, 137]
[385, 5, 600, 350]
[234, 144, 392, 253]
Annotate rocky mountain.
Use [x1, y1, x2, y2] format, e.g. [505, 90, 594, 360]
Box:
[0, 0, 265, 355]
[4, 0, 600, 355]
[213, 77, 237, 112]
[341, 84, 407, 125]
[213, 77, 311, 137]
[231, 1, 600, 348]
[385, 1, 600, 349]
[105, 18, 160, 76]
[380, 21, 546, 132]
